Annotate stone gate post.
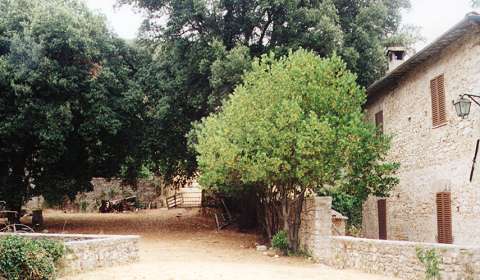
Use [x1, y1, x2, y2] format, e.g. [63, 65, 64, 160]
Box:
[298, 196, 332, 264]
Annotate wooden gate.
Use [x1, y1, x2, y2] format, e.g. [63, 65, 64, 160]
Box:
[166, 188, 202, 209]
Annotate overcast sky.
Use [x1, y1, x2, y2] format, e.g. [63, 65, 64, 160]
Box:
[85, 0, 477, 52]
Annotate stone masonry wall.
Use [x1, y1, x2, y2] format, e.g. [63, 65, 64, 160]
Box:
[331, 236, 480, 280]
[364, 24, 480, 244]
[0, 233, 140, 275]
[300, 196, 480, 279]
[64, 235, 140, 274]
[298, 196, 332, 264]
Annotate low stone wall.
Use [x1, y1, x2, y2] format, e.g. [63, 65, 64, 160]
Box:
[331, 236, 480, 280]
[298, 196, 480, 279]
[63, 234, 140, 274]
[1, 233, 140, 274]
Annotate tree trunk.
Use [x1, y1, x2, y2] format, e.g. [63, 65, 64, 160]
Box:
[281, 189, 289, 235]
[5, 159, 27, 223]
[288, 191, 305, 252]
[257, 188, 280, 240]
[5, 187, 23, 224]
[258, 185, 306, 252]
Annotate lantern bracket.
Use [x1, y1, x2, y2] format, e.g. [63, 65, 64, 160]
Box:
[461, 94, 480, 107]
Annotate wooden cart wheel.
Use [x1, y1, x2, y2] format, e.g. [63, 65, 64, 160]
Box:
[0, 224, 35, 233]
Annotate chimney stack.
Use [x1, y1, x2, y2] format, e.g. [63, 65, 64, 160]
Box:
[386, 46, 408, 72]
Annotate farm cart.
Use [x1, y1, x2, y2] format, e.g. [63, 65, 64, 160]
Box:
[99, 196, 138, 213]
[0, 201, 35, 233]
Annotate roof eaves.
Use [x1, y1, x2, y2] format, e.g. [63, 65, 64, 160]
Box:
[366, 12, 480, 99]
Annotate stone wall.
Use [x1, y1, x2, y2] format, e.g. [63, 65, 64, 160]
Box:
[298, 196, 332, 263]
[1, 233, 140, 275]
[299, 196, 480, 279]
[64, 234, 140, 274]
[331, 236, 480, 280]
[363, 24, 480, 244]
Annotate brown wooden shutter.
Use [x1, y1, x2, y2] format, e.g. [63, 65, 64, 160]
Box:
[436, 192, 453, 244]
[377, 199, 387, 240]
[375, 111, 384, 134]
[430, 74, 447, 127]
[437, 75, 447, 124]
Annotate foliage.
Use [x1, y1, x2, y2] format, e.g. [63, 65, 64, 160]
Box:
[271, 230, 289, 253]
[347, 224, 362, 237]
[123, 0, 412, 87]
[79, 199, 89, 213]
[0, 0, 152, 210]
[318, 189, 363, 227]
[119, 0, 413, 182]
[416, 247, 441, 280]
[209, 42, 253, 109]
[35, 239, 66, 264]
[194, 50, 398, 250]
[0, 235, 65, 280]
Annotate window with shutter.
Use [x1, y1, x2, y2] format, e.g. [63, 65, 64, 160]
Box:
[436, 192, 453, 244]
[430, 74, 447, 127]
[375, 111, 384, 134]
[377, 199, 387, 240]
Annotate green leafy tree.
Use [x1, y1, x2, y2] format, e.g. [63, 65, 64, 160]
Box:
[194, 50, 398, 250]
[0, 0, 149, 211]
[120, 0, 412, 181]
[122, 0, 412, 87]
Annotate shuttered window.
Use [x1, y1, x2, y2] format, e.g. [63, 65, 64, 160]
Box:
[430, 74, 447, 127]
[377, 199, 387, 240]
[375, 111, 384, 134]
[436, 192, 453, 244]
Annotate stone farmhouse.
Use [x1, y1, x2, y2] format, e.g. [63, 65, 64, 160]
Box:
[362, 12, 480, 245]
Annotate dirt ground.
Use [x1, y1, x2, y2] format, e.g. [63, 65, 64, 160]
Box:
[39, 209, 396, 280]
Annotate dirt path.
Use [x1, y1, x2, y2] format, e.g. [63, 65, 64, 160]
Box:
[41, 209, 396, 280]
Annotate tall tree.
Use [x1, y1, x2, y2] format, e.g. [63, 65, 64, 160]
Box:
[120, 0, 411, 181]
[0, 0, 149, 211]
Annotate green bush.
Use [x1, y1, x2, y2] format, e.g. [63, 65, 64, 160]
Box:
[271, 231, 289, 252]
[0, 236, 65, 280]
[416, 247, 441, 280]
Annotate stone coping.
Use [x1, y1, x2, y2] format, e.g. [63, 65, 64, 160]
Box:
[331, 235, 480, 250]
[0, 232, 140, 244]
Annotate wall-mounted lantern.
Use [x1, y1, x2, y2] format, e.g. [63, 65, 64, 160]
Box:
[453, 94, 480, 118]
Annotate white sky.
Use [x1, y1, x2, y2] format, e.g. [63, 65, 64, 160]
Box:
[84, 0, 144, 39]
[85, 0, 477, 52]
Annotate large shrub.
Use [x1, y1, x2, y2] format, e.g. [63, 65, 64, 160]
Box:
[194, 50, 398, 251]
[0, 236, 65, 280]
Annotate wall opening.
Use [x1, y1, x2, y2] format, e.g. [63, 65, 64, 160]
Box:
[377, 199, 387, 240]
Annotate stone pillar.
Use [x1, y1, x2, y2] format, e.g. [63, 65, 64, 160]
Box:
[298, 196, 332, 264]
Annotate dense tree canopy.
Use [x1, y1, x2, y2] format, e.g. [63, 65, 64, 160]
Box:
[119, 0, 412, 180]
[0, 0, 151, 210]
[122, 0, 412, 87]
[0, 0, 409, 220]
[194, 50, 399, 249]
